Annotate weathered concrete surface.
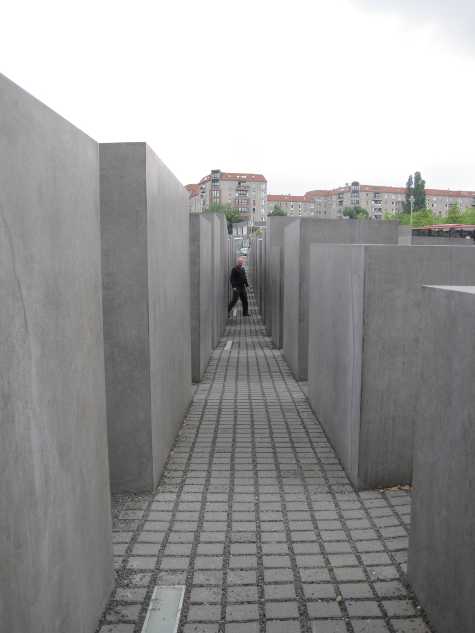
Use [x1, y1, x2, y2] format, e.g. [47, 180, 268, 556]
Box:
[100, 142, 191, 492]
[0, 74, 112, 633]
[205, 213, 227, 345]
[265, 216, 298, 340]
[190, 215, 212, 382]
[398, 225, 412, 244]
[283, 219, 400, 380]
[270, 245, 283, 347]
[257, 238, 264, 314]
[308, 244, 475, 489]
[413, 235, 473, 245]
[409, 285, 475, 633]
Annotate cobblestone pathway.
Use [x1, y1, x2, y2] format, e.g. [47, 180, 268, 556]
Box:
[98, 295, 432, 633]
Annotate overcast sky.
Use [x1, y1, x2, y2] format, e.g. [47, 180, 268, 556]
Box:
[2, 0, 474, 193]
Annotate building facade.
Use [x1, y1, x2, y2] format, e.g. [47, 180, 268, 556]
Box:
[186, 170, 267, 224]
[267, 182, 475, 219]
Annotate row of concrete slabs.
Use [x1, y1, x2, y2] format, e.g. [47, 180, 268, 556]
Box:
[1, 74, 230, 633]
[255, 214, 475, 633]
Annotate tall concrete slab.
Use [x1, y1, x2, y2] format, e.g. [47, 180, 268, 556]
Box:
[265, 216, 298, 340]
[308, 244, 475, 489]
[270, 245, 283, 347]
[190, 215, 212, 381]
[283, 218, 399, 380]
[205, 212, 227, 345]
[257, 238, 264, 314]
[398, 225, 412, 244]
[0, 74, 112, 633]
[100, 142, 191, 492]
[409, 286, 475, 633]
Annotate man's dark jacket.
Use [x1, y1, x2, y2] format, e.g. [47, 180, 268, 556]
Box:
[230, 266, 249, 289]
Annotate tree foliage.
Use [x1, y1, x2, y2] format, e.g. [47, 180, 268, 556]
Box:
[403, 171, 426, 212]
[404, 174, 414, 214]
[206, 203, 242, 234]
[413, 171, 426, 210]
[343, 206, 369, 220]
[384, 205, 475, 226]
[268, 204, 287, 217]
[447, 202, 462, 223]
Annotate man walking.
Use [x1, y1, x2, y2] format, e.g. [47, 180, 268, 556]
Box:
[228, 257, 249, 317]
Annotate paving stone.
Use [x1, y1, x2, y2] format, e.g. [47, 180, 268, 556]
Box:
[265, 601, 299, 619]
[264, 568, 294, 583]
[264, 584, 297, 601]
[266, 622, 301, 633]
[227, 570, 257, 585]
[309, 621, 347, 633]
[303, 583, 336, 599]
[367, 566, 400, 581]
[187, 604, 221, 622]
[224, 623, 259, 633]
[307, 601, 342, 618]
[383, 600, 418, 617]
[300, 568, 332, 582]
[184, 624, 219, 633]
[373, 581, 408, 598]
[190, 587, 221, 603]
[227, 585, 258, 603]
[328, 553, 359, 567]
[333, 567, 366, 582]
[104, 603, 141, 622]
[390, 619, 430, 633]
[345, 600, 382, 617]
[114, 587, 148, 602]
[351, 621, 391, 633]
[229, 555, 258, 569]
[195, 556, 224, 570]
[226, 602, 259, 621]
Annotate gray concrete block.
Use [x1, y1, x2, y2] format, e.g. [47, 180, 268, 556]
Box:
[408, 285, 475, 633]
[0, 73, 112, 633]
[308, 244, 475, 489]
[190, 215, 213, 382]
[204, 213, 227, 345]
[270, 245, 283, 347]
[413, 235, 472, 245]
[100, 142, 191, 493]
[265, 217, 298, 338]
[283, 218, 400, 380]
[397, 225, 412, 244]
[257, 239, 264, 314]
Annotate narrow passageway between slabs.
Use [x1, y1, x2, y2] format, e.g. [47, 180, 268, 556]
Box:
[99, 291, 432, 633]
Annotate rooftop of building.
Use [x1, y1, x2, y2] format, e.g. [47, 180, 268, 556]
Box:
[199, 171, 267, 185]
[269, 184, 475, 201]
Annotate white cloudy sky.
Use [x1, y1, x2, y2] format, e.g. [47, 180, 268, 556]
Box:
[2, 0, 474, 193]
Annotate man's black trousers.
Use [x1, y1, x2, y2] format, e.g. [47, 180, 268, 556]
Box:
[228, 287, 249, 316]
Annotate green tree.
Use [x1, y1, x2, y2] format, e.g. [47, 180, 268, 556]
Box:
[343, 206, 369, 219]
[461, 207, 475, 224]
[413, 171, 426, 210]
[403, 172, 426, 213]
[383, 212, 400, 222]
[403, 174, 414, 214]
[268, 204, 287, 217]
[445, 202, 462, 223]
[411, 209, 435, 227]
[206, 203, 242, 234]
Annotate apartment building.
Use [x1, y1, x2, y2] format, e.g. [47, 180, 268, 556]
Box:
[185, 183, 202, 214]
[268, 182, 475, 219]
[186, 170, 267, 223]
[267, 194, 313, 216]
